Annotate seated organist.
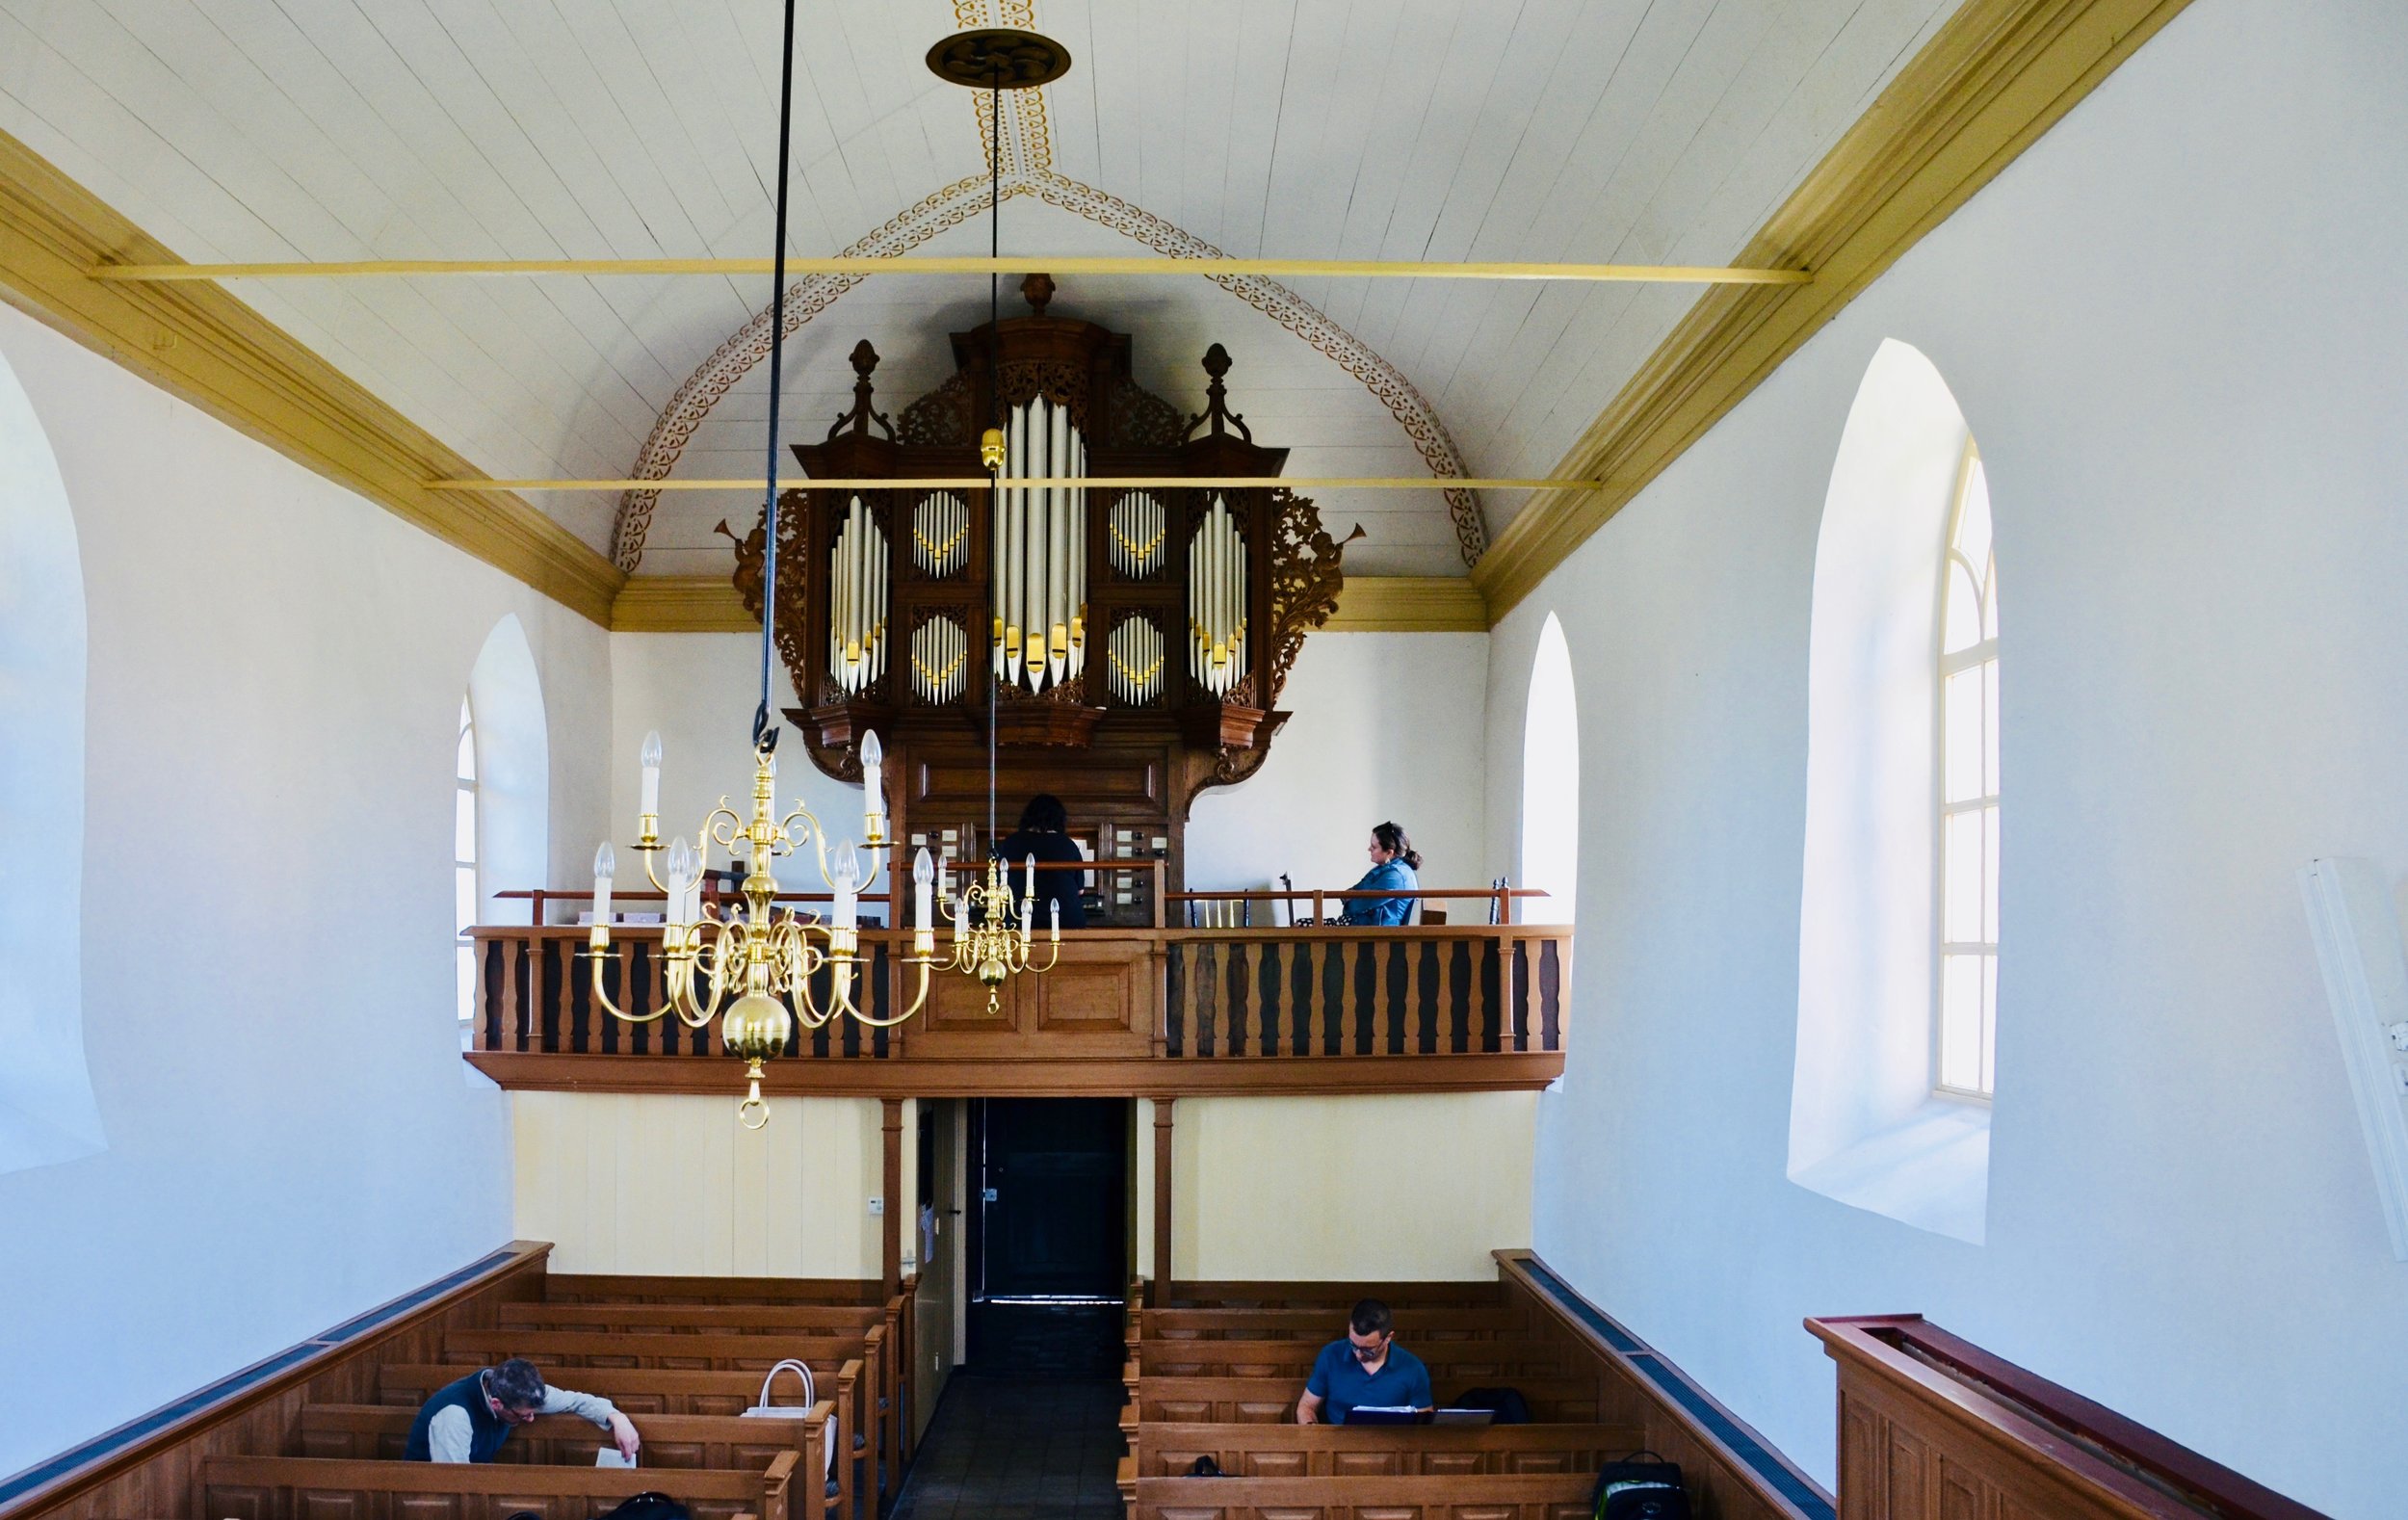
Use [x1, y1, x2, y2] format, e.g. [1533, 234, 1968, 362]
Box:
[1338, 822, 1423, 926]
[406, 1356, 641, 1464]
[995, 792, 1086, 929]
[1296, 1298, 1433, 1424]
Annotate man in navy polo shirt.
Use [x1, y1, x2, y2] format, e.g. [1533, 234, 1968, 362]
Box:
[1296, 1298, 1432, 1424]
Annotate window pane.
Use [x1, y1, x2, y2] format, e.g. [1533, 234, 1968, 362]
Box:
[455, 788, 476, 862]
[458, 945, 476, 1024]
[1954, 459, 1992, 571]
[1944, 810, 1985, 942]
[1943, 562, 1981, 653]
[1982, 803, 2001, 942]
[457, 724, 476, 781]
[1982, 654, 2000, 796]
[1981, 554, 1999, 642]
[1944, 667, 1986, 802]
[456, 866, 479, 931]
[1939, 954, 1985, 1090]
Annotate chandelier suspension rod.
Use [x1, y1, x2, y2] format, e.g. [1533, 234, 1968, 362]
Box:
[90, 257, 1813, 285]
[752, 0, 800, 753]
[986, 63, 1002, 852]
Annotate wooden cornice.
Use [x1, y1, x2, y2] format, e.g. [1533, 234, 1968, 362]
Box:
[1473, 0, 2194, 621]
[611, 574, 755, 632]
[467, 1051, 1565, 1099]
[0, 129, 622, 624]
[1326, 576, 1487, 633]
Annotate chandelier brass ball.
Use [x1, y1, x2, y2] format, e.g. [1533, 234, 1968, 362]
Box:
[722, 992, 794, 1061]
[978, 957, 1008, 987]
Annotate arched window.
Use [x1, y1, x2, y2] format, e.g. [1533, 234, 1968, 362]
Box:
[1520, 613, 1579, 926]
[1789, 339, 1994, 1244]
[456, 698, 480, 1033]
[1937, 446, 1998, 1096]
[0, 344, 106, 1172]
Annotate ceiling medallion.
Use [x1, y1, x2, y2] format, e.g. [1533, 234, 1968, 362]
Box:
[925, 28, 1073, 90]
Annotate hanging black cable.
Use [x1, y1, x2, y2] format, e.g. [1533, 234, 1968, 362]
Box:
[752, 0, 800, 756]
[985, 62, 1002, 849]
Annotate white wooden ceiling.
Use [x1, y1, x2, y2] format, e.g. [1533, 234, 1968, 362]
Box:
[0, 0, 1960, 579]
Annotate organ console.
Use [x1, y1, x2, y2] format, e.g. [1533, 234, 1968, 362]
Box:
[723, 274, 1356, 916]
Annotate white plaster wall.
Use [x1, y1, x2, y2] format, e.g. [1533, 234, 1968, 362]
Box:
[1491, 5, 2408, 1514]
[1190, 631, 1488, 898]
[0, 301, 612, 1477]
[603, 633, 864, 902]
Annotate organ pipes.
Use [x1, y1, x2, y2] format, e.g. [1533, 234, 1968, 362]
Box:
[1189, 494, 1247, 698]
[827, 494, 888, 694]
[1108, 491, 1167, 577]
[910, 616, 970, 703]
[1106, 616, 1165, 705]
[912, 490, 970, 576]
[990, 397, 1087, 694]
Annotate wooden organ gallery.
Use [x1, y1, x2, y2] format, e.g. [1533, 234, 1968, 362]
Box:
[725, 274, 1355, 918]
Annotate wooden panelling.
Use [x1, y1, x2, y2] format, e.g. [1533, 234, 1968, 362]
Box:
[196, 1454, 789, 1520]
[1810, 1315, 2326, 1519]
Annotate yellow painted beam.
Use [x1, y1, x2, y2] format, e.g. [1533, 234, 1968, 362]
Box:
[435, 476, 1598, 493]
[0, 128, 622, 623]
[1473, 0, 2196, 623]
[92, 255, 1812, 286]
[1326, 577, 1488, 633]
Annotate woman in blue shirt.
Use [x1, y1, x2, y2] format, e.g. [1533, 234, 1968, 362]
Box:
[1339, 822, 1422, 926]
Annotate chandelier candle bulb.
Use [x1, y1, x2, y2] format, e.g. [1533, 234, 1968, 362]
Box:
[859, 729, 884, 845]
[590, 842, 615, 948]
[832, 847, 860, 932]
[913, 848, 935, 943]
[639, 731, 663, 822]
[665, 838, 696, 930]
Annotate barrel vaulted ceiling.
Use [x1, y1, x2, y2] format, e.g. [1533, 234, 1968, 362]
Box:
[0, 0, 1961, 579]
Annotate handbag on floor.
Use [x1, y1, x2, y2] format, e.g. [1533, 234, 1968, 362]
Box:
[1591, 1451, 1689, 1519]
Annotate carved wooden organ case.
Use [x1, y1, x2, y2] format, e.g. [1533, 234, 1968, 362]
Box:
[726, 276, 1351, 904]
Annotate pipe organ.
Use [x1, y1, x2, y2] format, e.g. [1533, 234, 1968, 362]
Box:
[728, 277, 1353, 913]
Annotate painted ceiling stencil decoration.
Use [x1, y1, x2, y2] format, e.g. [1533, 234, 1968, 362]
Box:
[611, 1, 1486, 575]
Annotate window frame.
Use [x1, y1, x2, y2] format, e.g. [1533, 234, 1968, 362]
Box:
[1932, 438, 1998, 1101]
[455, 696, 479, 1035]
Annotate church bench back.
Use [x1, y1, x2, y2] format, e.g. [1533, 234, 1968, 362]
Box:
[498, 1303, 886, 1334]
[288, 1407, 833, 1520]
[1133, 1422, 1648, 1479]
[1125, 1377, 1604, 1429]
[1131, 1470, 1594, 1520]
[1138, 1337, 1572, 1378]
[1138, 1307, 1530, 1342]
[445, 1328, 874, 1372]
[1163, 1280, 1501, 1310]
[544, 1274, 886, 1305]
[196, 1454, 792, 1520]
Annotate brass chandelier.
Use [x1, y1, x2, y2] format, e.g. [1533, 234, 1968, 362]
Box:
[582, 11, 1069, 1126]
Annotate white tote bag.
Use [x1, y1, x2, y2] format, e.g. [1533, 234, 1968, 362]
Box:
[741, 1358, 835, 1483]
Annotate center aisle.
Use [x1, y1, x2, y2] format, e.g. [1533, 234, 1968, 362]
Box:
[886, 1376, 1128, 1520]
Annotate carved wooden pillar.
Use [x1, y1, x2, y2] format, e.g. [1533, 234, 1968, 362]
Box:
[1151, 1096, 1175, 1306]
[881, 1098, 904, 1299]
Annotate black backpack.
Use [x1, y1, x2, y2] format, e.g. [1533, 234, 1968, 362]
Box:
[1448, 1386, 1532, 1424]
[1591, 1452, 1689, 1520]
[595, 1494, 690, 1520]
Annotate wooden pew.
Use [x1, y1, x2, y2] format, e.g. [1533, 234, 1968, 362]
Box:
[1138, 1307, 1530, 1342]
[499, 1302, 887, 1334]
[196, 1453, 794, 1520]
[1136, 1337, 1573, 1380]
[538, 1273, 916, 1489]
[290, 1406, 836, 1520]
[1130, 1470, 1594, 1519]
[435, 1325, 889, 1498]
[1123, 1377, 1604, 1435]
[1161, 1280, 1503, 1310]
[1130, 1422, 1646, 1479]
[377, 1364, 860, 1520]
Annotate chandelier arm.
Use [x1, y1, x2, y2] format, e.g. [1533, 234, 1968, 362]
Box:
[667, 928, 721, 1028]
[585, 948, 660, 1023]
[846, 955, 933, 1028]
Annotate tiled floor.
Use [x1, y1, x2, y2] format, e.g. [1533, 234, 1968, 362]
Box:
[887, 1376, 1127, 1520]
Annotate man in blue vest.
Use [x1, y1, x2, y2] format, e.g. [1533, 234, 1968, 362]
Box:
[405, 1357, 641, 1463]
[1296, 1298, 1433, 1424]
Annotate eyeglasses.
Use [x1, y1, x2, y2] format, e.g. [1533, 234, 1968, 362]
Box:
[1347, 1335, 1391, 1362]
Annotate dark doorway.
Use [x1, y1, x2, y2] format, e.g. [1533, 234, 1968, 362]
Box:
[965, 1097, 1129, 1376]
